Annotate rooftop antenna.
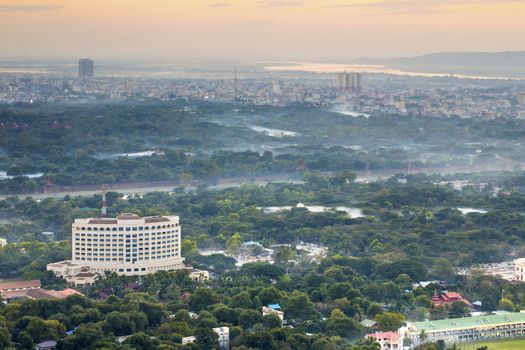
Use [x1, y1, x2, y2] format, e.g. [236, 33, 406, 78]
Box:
[101, 185, 107, 218]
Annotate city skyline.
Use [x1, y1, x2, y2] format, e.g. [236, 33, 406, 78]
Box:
[1, 0, 524, 61]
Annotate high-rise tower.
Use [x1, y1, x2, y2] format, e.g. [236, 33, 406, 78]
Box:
[78, 59, 94, 78]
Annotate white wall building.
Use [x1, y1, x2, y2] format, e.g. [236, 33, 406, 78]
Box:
[48, 213, 184, 278]
[213, 327, 229, 349]
[180, 327, 229, 349]
[181, 336, 196, 345]
[514, 258, 525, 281]
[262, 306, 284, 321]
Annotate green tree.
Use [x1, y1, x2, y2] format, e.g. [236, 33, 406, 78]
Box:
[125, 332, 156, 350]
[284, 291, 317, 321]
[449, 302, 469, 318]
[195, 327, 219, 350]
[189, 288, 220, 311]
[0, 325, 10, 349]
[375, 312, 405, 332]
[241, 331, 277, 350]
[498, 298, 514, 312]
[238, 309, 263, 329]
[58, 323, 106, 350]
[274, 246, 295, 265]
[312, 338, 338, 350]
[263, 314, 282, 329]
[181, 239, 197, 256]
[230, 291, 253, 309]
[327, 282, 361, 301]
[325, 309, 363, 339]
[257, 287, 282, 306]
[226, 233, 243, 256]
[351, 338, 381, 350]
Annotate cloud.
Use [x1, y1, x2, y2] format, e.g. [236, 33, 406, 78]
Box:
[210, 2, 231, 7]
[258, 0, 311, 7]
[0, 4, 65, 12]
[328, 0, 525, 15]
[241, 20, 278, 26]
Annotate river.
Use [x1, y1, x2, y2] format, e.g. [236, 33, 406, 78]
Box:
[265, 62, 524, 81]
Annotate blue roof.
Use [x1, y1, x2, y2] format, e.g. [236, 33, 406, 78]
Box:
[65, 326, 78, 335]
[268, 304, 282, 310]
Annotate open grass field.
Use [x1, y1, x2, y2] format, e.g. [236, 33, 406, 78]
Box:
[457, 338, 525, 350]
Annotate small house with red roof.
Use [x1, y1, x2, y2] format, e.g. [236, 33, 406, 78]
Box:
[367, 331, 402, 350]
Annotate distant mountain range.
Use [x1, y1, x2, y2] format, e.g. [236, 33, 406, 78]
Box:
[354, 51, 525, 68]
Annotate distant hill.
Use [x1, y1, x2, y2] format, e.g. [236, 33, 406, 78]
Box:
[352, 51, 525, 78]
[354, 51, 525, 68]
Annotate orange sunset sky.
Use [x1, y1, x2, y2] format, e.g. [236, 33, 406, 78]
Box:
[0, 0, 524, 60]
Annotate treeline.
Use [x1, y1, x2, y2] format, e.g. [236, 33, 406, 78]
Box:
[2, 172, 525, 265]
[3, 101, 525, 194]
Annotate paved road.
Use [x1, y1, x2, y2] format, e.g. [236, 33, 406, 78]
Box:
[0, 179, 305, 200]
[1, 162, 519, 200]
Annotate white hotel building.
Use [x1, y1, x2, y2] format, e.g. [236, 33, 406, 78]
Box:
[49, 213, 184, 279]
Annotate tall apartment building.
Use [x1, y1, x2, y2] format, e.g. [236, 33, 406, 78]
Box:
[48, 213, 184, 280]
[337, 71, 362, 93]
[78, 58, 94, 78]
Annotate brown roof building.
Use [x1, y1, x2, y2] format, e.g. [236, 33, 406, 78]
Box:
[0, 279, 41, 292]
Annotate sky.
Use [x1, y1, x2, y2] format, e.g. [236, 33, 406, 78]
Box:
[0, 0, 524, 61]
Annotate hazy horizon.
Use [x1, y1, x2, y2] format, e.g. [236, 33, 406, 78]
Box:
[1, 0, 525, 61]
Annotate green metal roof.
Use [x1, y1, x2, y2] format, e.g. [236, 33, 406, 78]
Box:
[412, 313, 525, 333]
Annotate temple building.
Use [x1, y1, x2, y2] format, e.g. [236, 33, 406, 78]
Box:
[432, 290, 472, 308]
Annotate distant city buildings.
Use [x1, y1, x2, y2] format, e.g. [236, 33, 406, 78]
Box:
[78, 58, 94, 78]
[0, 68, 524, 119]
